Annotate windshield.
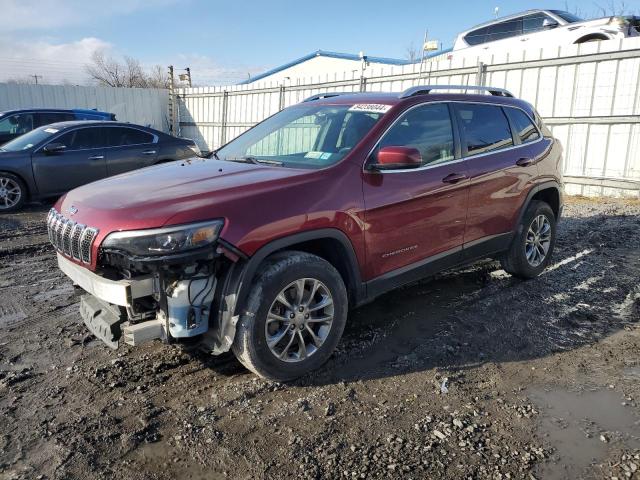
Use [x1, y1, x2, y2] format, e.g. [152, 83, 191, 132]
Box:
[549, 10, 583, 23]
[0, 125, 61, 152]
[215, 103, 387, 169]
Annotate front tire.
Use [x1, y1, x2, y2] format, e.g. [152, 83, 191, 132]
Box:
[501, 200, 556, 279]
[0, 173, 26, 212]
[232, 251, 348, 381]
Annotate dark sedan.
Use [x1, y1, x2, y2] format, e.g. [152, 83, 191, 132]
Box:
[0, 121, 200, 211]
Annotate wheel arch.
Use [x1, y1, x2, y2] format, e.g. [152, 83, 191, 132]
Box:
[574, 33, 610, 44]
[0, 170, 30, 200]
[207, 229, 364, 355]
[235, 229, 364, 312]
[516, 181, 562, 228]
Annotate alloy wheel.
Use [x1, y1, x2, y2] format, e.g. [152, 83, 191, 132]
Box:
[265, 278, 334, 363]
[0, 176, 22, 210]
[525, 214, 552, 267]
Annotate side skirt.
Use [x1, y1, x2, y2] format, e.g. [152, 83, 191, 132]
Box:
[362, 232, 513, 303]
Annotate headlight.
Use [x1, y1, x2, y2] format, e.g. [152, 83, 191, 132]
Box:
[102, 220, 224, 256]
[608, 16, 629, 27]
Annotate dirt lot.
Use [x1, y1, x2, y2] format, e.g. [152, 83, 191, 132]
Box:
[1, 197, 639, 480]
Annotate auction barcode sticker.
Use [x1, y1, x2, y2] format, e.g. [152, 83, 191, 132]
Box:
[348, 104, 392, 114]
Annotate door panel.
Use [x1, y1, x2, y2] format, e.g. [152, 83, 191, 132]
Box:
[105, 127, 157, 175]
[31, 127, 107, 195]
[362, 102, 468, 280]
[454, 103, 548, 245]
[363, 163, 469, 279]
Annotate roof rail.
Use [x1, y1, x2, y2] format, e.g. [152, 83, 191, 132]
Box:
[303, 92, 348, 102]
[399, 85, 514, 99]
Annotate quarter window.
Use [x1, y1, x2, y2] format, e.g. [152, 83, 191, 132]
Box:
[464, 27, 488, 46]
[455, 104, 513, 156]
[505, 108, 540, 143]
[377, 104, 454, 167]
[106, 127, 154, 146]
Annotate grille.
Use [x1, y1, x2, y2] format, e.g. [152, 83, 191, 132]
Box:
[46, 208, 98, 264]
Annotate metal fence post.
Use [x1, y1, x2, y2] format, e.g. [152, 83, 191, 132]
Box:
[476, 62, 486, 86]
[278, 84, 286, 111]
[359, 76, 367, 92]
[220, 90, 229, 146]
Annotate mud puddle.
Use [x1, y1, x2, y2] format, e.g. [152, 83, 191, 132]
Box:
[530, 388, 640, 479]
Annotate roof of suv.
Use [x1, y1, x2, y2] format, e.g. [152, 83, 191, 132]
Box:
[0, 108, 113, 117]
[300, 88, 534, 114]
[41, 120, 151, 129]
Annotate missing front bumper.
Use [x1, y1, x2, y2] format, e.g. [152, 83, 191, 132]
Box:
[80, 295, 123, 349]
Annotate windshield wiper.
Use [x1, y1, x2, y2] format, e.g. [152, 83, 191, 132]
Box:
[227, 156, 283, 166]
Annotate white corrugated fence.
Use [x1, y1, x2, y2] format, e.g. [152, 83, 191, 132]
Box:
[0, 83, 170, 132]
[177, 37, 640, 197]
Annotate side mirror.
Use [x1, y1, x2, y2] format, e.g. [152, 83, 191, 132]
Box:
[542, 18, 559, 29]
[371, 146, 422, 170]
[43, 143, 66, 154]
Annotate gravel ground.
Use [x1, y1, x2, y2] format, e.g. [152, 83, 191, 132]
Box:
[0, 197, 639, 480]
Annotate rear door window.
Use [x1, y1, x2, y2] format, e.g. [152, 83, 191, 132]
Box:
[455, 103, 514, 156]
[377, 103, 455, 167]
[106, 127, 154, 146]
[505, 108, 540, 144]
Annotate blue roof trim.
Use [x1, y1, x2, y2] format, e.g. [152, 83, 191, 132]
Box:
[240, 50, 418, 85]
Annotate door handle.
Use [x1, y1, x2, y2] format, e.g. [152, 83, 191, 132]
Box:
[88, 155, 104, 160]
[516, 157, 534, 167]
[142, 150, 157, 155]
[442, 173, 468, 184]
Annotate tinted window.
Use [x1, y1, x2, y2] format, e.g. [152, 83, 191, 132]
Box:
[506, 108, 540, 143]
[107, 127, 154, 146]
[455, 104, 513, 155]
[486, 18, 523, 42]
[0, 125, 59, 151]
[465, 27, 488, 46]
[378, 104, 454, 166]
[523, 13, 553, 33]
[37, 112, 75, 127]
[0, 113, 34, 135]
[55, 128, 104, 150]
[549, 10, 582, 23]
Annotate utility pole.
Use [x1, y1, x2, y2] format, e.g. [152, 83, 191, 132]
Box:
[32, 75, 42, 85]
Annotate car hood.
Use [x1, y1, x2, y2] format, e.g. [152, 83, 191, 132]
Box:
[57, 158, 311, 232]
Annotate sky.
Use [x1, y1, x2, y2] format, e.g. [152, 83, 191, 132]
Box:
[0, 0, 635, 86]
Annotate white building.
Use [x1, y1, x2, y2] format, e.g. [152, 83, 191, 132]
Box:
[240, 50, 412, 86]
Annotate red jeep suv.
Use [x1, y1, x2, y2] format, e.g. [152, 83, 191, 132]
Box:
[48, 85, 563, 381]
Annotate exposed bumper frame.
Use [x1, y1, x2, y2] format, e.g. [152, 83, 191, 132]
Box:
[57, 253, 155, 306]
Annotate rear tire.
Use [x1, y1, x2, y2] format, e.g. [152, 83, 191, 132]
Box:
[232, 251, 348, 381]
[0, 173, 26, 212]
[501, 200, 556, 279]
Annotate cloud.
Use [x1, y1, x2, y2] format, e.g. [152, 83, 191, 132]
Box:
[0, 37, 111, 85]
[0, 0, 176, 32]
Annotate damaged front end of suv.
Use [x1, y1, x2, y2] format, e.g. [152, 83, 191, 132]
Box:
[47, 208, 246, 354]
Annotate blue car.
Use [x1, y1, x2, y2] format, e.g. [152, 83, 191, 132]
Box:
[0, 108, 116, 145]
